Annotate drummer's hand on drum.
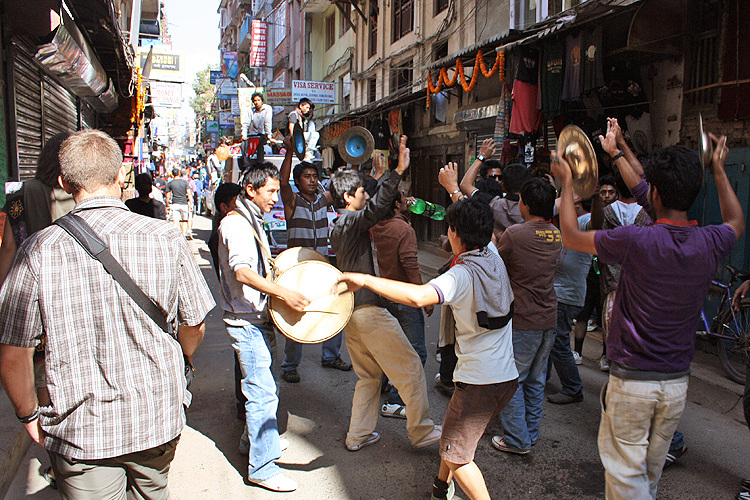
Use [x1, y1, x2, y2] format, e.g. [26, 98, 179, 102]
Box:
[280, 289, 310, 312]
[336, 273, 366, 294]
[396, 136, 410, 174]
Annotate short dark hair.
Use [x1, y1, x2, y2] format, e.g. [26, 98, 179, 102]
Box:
[214, 182, 242, 208]
[520, 178, 556, 220]
[475, 177, 503, 198]
[251, 92, 264, 102]
[502, 164, 532, 193]
[172, 168, 179, 178]
[242, 162, 280, 191]
[292, 161, 319, 184]
[134, 173, 153, 197]
[299, 98, 313, 107]
[331, 168, 363, 209]
[599, 174, 616, 189]
[479, 159, 503, 178]
[36, 132, 71, 188]
[445, 197, 493, 251]
[643, 145, 702, 211]
[613, 171, 632, 199]
[387, 189, 406, 218]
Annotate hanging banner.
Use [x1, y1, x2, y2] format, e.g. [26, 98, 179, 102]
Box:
[292, 80, 335, 104]
[149, 82, 182, 107]
[250, 20, 268, 67]
[206, 120, 219, 133]
[266, 88, 293, 105]
[209, 70, 222, 84]
[222, 51, 239, 79]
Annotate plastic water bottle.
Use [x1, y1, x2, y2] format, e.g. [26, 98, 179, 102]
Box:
[408, 198, 446, 221]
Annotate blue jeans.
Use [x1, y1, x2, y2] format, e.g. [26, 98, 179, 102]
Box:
[384, 301, 426, 406]
[498, 328, 555, 450]
[281, 332, 343, 372]
[549, 303, 583, 396]
[226, 322, 282, 481]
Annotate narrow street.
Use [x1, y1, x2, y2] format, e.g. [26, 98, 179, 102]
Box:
[6, 214, 750, 500]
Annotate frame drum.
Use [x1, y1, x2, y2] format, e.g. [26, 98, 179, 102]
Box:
[270, 260, 354, 344]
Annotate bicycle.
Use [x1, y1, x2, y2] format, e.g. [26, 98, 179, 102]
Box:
[697, 264, 750, 384]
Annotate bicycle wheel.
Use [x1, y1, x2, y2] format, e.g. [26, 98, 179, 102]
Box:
[716, 300, 750, 384]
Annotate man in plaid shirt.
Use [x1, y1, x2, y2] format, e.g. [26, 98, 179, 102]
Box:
[0, 129, 215, 499]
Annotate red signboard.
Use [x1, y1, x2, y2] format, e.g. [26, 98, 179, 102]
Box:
[250, 20, 268, 67]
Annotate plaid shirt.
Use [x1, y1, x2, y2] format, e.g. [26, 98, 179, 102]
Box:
[0, 197, 215, 460]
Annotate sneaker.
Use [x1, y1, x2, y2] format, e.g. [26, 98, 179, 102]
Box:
[434, 373, 455, 396]
[282, 369, 300, 383]
[573, 351, 583, 365]
[587, 319, 597, 331]
[435, 350, 442, 363]
[346, 432, 381, 451]
[491, 435, 530, 455]
[741, 479, 750, 491]
[414, 425, 442, 448]
[322, 356, 352, 371]
[737, 493, 750, 500]
[664, 444, 688, 467]
[381, 403, 407, 419]
[431, 480, 462, 500]
[599, 355, 610, 372]
[381, 380, 394, 394]
[248, 473, 297, 492]
[547, 391, 584, 404]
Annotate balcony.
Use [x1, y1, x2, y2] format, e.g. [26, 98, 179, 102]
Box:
[301, 0, 330, 14]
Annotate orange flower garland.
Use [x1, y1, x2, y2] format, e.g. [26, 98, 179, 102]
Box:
[427, 49, 505, 107]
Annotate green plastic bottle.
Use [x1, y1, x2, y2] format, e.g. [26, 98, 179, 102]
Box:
[408, 198, 446, 221]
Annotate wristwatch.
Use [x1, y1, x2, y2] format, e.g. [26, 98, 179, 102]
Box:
[611, 151, 625, 161]
[476, 154, 485, 162]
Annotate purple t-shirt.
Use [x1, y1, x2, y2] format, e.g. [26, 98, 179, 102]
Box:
[595, 222, 736, 373]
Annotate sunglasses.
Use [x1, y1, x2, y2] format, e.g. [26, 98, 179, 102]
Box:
[488, 174, 502, 180]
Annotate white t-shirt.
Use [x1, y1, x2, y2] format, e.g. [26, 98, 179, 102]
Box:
[429, 265, 518, 385]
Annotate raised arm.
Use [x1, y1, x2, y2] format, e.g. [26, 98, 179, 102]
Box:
[337, 272, 440, 309]
[551, 153, 598, 255]
[459, 138, 496, 196]
[599, 118, 643, 192]
[438, 162, 464, 204]
[279, 135, 296, 220]
[710, 133, 745, 239]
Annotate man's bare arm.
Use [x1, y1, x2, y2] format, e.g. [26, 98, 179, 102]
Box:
[177, 323, 205, 364]
[710, 133, 745, 239]
[0, 221, 17, 285]
[0, 344, 43, 443]
[459, 138, 496, 195]
[551, 154, 598, 255]
[337, 273, 440, 309]
[278, 136, 296, 220]
[599, 118, 642, 191]
[234, 267, 310, 312]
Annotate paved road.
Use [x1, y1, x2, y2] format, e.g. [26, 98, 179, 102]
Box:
[6, 214, 750, 499]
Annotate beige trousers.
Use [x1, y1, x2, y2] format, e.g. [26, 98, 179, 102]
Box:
[345, 304, 435, 448]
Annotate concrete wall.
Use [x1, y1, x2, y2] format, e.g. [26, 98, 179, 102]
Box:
[640, 57, 684, 150]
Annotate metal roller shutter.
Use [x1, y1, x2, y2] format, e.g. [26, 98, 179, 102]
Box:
[80, 100, 97, 129]
[13, 49, 43, 181]
[474, 130, 501, 161]
[43, 74, 78, 142]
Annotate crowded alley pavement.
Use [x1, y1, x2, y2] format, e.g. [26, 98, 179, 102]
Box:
[6, 213, 750, 500]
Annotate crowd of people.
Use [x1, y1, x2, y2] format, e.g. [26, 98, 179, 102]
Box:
[0, 116, 747, 500]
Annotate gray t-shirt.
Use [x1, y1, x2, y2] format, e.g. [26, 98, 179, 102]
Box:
[554, 214, 591, 307]
[166, 178, 189, 205]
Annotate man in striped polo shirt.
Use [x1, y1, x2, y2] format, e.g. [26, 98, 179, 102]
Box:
[279, 141, 352, 383]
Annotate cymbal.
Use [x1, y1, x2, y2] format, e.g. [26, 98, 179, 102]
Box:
[557, 125, 599, 199]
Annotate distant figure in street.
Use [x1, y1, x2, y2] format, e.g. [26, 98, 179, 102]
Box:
[242, 92, 273, 164]
[0, 129, 214, 499]
[165, 168, 193, 238]
[126, 173, 167, 220]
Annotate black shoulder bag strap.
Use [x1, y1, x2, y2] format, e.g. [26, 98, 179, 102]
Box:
[54, 213, 173, 335]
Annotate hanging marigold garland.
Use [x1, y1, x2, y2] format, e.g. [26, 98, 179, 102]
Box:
[131, 69, 145, 129]
[427, 49, 505, 107]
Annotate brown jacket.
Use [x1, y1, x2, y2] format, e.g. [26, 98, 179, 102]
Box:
[371, 213, 422, 285]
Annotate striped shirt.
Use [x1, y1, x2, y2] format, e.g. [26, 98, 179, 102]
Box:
[287, 192, 329, 255]
[0, 197, 215, 460]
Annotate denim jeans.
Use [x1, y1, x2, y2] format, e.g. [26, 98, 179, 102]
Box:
[548, 303, 583, 396]
[384, 300, 427, 406]
[598, 375, 688, 500]
[281, 331, 343, 372]
[498, 328, 555, 450]
[226, 322, 282, 481]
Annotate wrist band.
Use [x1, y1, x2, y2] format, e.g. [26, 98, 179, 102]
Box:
[611, 151, 625, 161]
[18, 406, 40, 424]
[451, 189, 462, 196]
[476, 154, 485, 162]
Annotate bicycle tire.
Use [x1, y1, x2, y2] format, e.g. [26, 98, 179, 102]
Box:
[716, 300, 750, 384]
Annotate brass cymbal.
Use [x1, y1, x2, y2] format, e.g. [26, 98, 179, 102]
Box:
[557, 125, 599, 199]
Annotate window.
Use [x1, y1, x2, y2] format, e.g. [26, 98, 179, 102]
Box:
[392, 0, 413, 43]
[368, 1, 378, 58]
[435, 0, 449, 15]
[326, 14, 336, 50]
[341, 73, 351, 112]
[390, 60, 412, 94]
[368, 78, 377, 103]
[433, 40, 448, 62]
[340, 3, 351, 37]
[274, 7, 286, 48]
